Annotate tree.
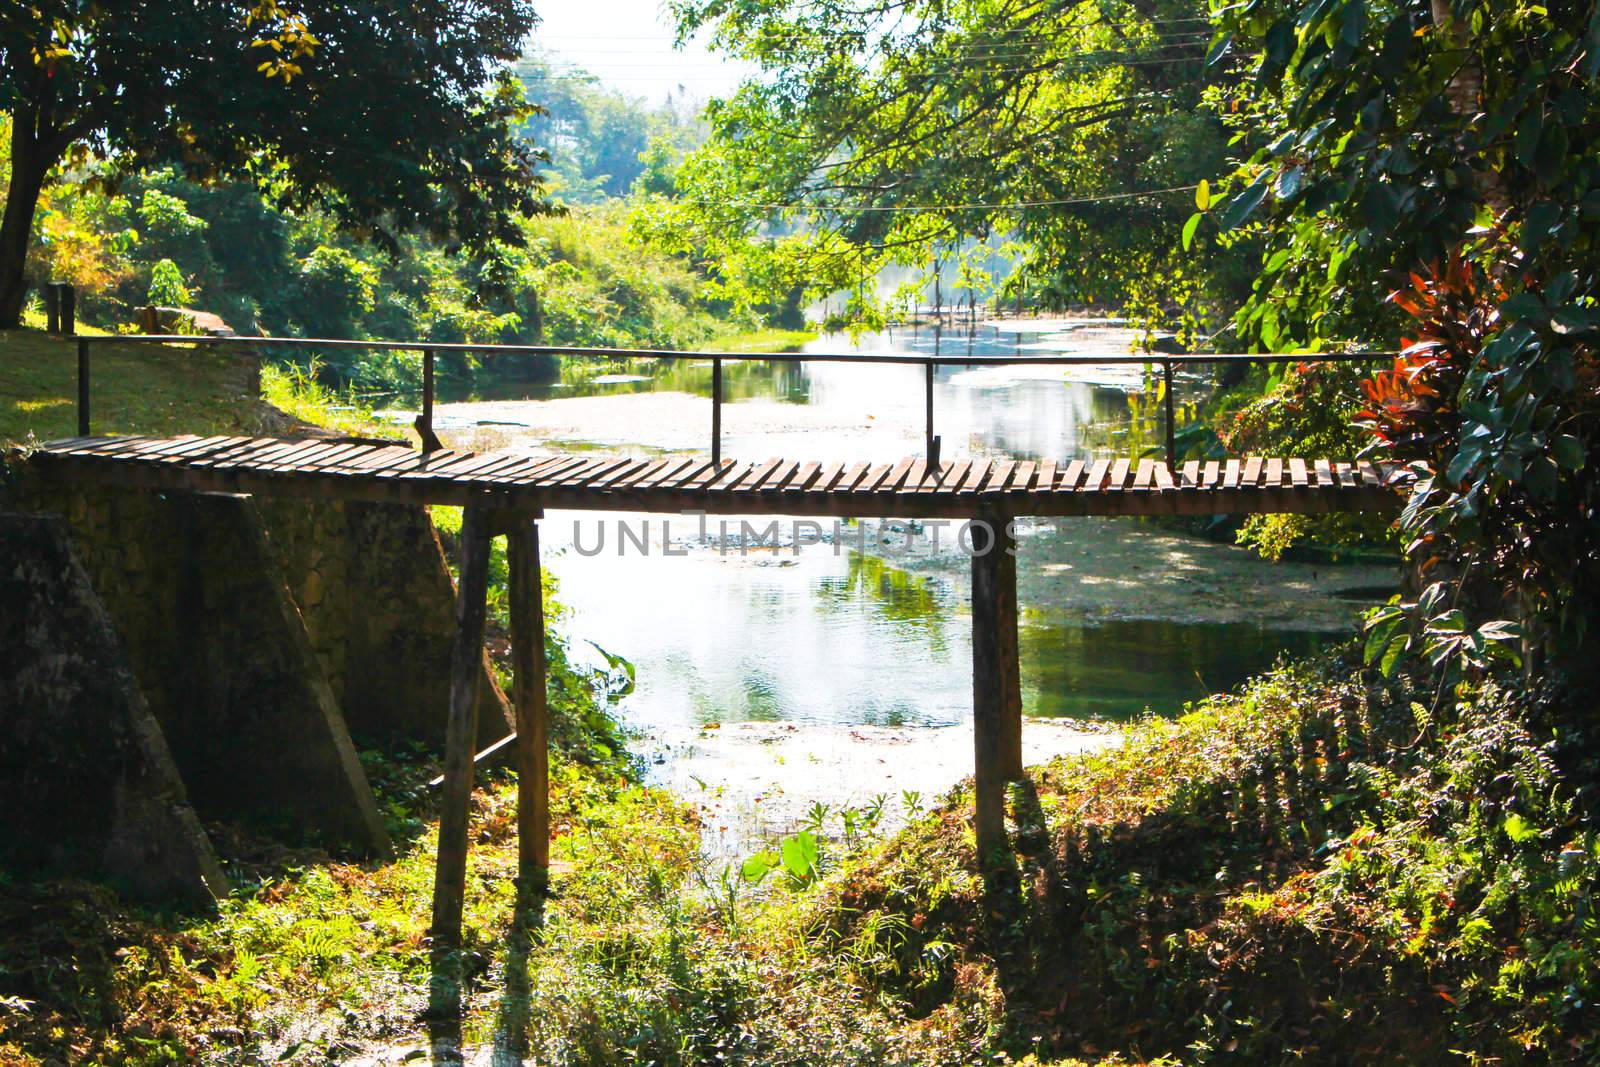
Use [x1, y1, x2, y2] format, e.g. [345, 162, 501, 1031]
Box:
[1203, 0, 1600, 672]
[0, 0, 545, 327]
[663, 0, 1238, 324]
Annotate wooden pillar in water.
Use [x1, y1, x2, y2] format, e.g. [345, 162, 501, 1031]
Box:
[971, 508, 1023, 861]
[429, 498, 491, 1015]
[506, 515, 550, 894]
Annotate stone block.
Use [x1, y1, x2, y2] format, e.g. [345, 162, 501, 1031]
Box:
[0, 513, 227, 903]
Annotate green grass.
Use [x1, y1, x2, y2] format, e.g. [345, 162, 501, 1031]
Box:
[0, 328, 279, 449]
[701, 328, 817, 353]
[2, 643, 1591, 1064]
[0, 327, 409, 451]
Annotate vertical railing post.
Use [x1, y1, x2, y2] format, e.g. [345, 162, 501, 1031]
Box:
[416, 347, 442, 452]
[711, 356, 723, 467]
[60, 283, 75, 335]
[925, 360, 940, 468]
[77, 338, 91, 436]
[1163, 359, 1176, 474]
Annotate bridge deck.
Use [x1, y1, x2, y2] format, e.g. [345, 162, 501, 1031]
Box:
[26, 435, 1403, 516]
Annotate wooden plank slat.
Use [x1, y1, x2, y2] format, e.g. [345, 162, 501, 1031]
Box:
[466, 455, 560, 486]
[1106, 458, 1131, 492]
[1133, 459, 1156, 491]
[271, 441, 369, 472]
[587, 458, 654, 490]
[956, 459, 993, 493]
[1223, 458, 1242, 488]
[678, 459, 735, 490]
[1058, 459, 1087, 491]
[1242, 456, 1263, 487]
[387, 449, 470, 479]
[603, 457, 670, 490]
[1203, 460, 1221, 488]
[1314, 458, 1334, 488]
[454, 452, 550, 484]
[1181, 460, 1201, 490]
[192, 437, 300, 469]
[855, 462, 898, 493]
[566, 457, 635, 488]
[728, 458, 783, 491]
[928, 458, 970, 493]
[785, 461, 823, 492]
[1083, 458, 1110, 492]
[1290, 458, 1309, 488]
[56, 435, 165, 459]
[1011, 460, 1037, 493]
[149, 436, 254, 465]
[546, 458, 621, 488]
[633, 457, 697, 489]
[1265, 457, 1284, 488]
[985, 459, 1017, 494]
[297, 443, 382, 473]
[755, 460, 802, 491]
[1153, 462, 1176, 492]
[228, 439, 340, 472]
[878, 457, 917, 493]
[125, 434, 211, 460]
[1035, 458, 1057, 494]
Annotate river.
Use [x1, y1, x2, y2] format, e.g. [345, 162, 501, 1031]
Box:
[413, 320, 1394, 852]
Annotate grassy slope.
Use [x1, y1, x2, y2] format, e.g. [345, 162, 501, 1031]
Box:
[788, 663, 1600, 1065]
[0, 328, 292, 449]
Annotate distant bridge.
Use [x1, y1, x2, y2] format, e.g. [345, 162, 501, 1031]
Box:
[22, 332, 1404, 1008]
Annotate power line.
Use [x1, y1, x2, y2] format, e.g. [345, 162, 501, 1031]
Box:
[660, 184, 1200, 213]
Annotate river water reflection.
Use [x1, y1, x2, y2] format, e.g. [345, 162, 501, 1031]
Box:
[427, 321, 1393, 736]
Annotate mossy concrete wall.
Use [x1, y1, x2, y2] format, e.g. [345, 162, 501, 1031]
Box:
[0, 513, 228, 902]
[257, 499, 513, 750]
[3, 465, 513, 875]
[23, 487, 393, 857]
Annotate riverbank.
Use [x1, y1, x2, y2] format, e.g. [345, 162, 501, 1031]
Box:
[8, 656, 1586, 1066]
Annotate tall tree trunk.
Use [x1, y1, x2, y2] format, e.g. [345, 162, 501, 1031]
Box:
[0, 105, 54, 328]
[1431, 0, 1507, 211]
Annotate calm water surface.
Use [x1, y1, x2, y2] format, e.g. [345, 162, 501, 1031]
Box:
[432, 321, 1390, 733]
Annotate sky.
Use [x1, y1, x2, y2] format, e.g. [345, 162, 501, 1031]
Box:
[529, 0, 755, 105]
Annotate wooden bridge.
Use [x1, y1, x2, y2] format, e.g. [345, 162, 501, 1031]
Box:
[23, 332, 1404, 1015]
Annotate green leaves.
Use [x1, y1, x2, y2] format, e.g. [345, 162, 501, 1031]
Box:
[780, 831, 820, 885]
[1364, 602, 1411, 678]
[1182, 212, 1204, 251]
[1220, 176, 1270, 231]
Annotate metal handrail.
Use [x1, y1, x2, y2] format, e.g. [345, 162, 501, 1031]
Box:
[69, 332, 1397, 471]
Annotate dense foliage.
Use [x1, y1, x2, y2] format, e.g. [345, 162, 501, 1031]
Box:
[15, 146, 760, 388]
[0, 0, 545, 327]
[1198, 0, 1600, 672]
[652, 0, 1252, 331]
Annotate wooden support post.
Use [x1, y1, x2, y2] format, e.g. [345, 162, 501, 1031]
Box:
[971, 508, 1023, 861]
[429, 498, 491, 1017]
[506, 515, 550, 895]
